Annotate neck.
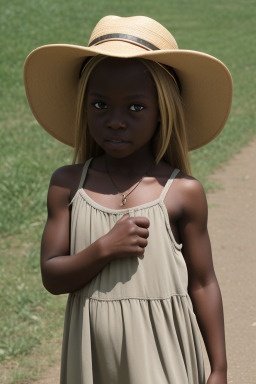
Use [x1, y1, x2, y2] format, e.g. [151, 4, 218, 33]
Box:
[105, 148, 155, 175]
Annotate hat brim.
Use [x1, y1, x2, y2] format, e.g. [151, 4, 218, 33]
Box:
[24, 42, 232, 151]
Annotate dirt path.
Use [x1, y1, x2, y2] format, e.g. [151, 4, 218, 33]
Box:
[205, 137, 256, 383]
[36, 138, 256, 384]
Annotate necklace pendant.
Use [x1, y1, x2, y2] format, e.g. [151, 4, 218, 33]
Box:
[121, 194, 127, 206]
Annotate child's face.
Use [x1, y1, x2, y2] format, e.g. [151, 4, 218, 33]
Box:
[85, 57, 159, 159]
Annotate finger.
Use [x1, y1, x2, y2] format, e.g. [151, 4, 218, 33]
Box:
[132, 216, 150, 229]
[137, 227, 149, 239]
[136, 244, 147, 259]
[118, 213, 130, 222]
[137, 237, 148, 248]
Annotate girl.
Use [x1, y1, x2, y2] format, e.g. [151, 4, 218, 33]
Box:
[24, 15, 232, 384]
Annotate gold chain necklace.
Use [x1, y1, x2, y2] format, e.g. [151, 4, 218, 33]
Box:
[105, 158, 154, 206]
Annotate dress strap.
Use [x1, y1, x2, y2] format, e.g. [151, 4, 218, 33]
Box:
[160, 168, 180, 201]
[78, 158, 93, 189]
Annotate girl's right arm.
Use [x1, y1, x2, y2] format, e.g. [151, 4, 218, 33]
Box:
[41, 169, 149, 295]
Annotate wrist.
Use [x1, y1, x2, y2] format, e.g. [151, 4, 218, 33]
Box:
[96, 235, 113, 263]
[208, 369, 227, 384]
[211, 364, 227, 375]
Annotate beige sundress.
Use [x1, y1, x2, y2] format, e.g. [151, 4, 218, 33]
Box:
[60, 159, 205, 384]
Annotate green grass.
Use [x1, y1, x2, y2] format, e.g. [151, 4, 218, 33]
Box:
[0, 0, 255, 382]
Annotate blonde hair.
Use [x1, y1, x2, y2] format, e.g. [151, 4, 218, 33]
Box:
[73, 55, 191, 175]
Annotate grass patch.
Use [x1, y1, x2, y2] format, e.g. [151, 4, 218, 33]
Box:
[0, 231, 66, 383]
[0, 0, 255, 382]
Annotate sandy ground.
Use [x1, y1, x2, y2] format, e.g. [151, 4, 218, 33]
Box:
[36, 138, 256, 384]
[205, 137, 256, 383]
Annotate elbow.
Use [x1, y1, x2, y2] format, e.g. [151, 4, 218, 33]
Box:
[41, 272, 80, 295]
[41, 259, 70, 295]
[188, 276, 221, 304]
[41, 269, 70, 295]
[42, 277, 65, 295]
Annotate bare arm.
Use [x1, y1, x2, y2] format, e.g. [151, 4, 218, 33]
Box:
[178, 179, 227, 383]
[41, 167, 150, 295]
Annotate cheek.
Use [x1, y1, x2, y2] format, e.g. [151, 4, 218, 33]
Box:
[146, 109, 160, 136]
[86, 107, 102, 133]
[88, 122, 101, 143]
[86, 113, 102, 145]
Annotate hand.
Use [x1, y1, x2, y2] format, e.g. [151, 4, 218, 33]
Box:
[101, 213, 150, 260]
[207, 370, 227, 384]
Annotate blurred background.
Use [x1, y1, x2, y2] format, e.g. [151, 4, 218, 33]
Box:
[0, 1, 255, 382]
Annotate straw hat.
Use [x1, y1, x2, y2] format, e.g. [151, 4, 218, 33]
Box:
[24, 15, 232, 151]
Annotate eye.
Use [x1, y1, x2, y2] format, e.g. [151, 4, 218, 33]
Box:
[94, 102, 107, 110]
[130, 104, 144, 112]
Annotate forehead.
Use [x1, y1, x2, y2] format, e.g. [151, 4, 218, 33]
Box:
[87, 57, 156, 94]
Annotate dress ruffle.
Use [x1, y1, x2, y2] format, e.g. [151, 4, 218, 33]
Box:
[61, 295, 205, 383]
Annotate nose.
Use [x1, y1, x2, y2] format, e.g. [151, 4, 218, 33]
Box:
[107, 120, 126, 130]
[107, 109, 126, 130]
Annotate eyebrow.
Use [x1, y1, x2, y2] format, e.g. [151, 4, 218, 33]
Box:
[87, 92, 150, 100]
[87, 92, 110, 99]
[125, 94, 150, 100]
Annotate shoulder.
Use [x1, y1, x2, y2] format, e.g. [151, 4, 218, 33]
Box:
[49, 163, 85, 202]
[165, 171, 208, 223]
[50, 163, 84, 186]
[176, 172, 206, 203]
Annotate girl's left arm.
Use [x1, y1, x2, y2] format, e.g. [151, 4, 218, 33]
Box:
[178, 179, 227, 384]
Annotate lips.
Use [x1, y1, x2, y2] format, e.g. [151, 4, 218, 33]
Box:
[105, 137, 129, 143]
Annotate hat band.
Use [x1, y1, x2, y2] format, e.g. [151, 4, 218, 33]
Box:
[89, 33, 159, 51]
[86, 33, 180, 92]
